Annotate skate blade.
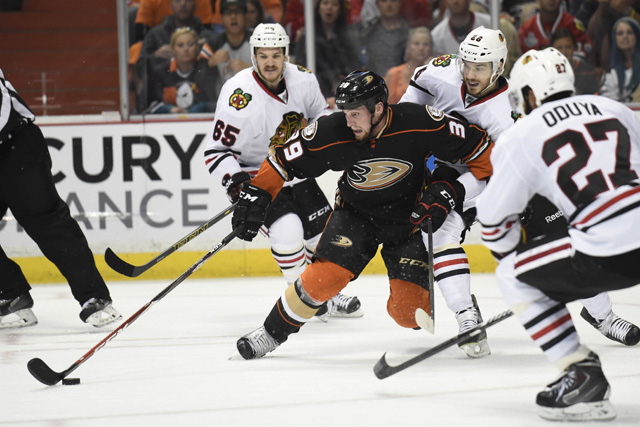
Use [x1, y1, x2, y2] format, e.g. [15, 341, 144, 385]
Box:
[0, 309, 38, 329]
[537, 400, 617, 421]
[460, 339, 491, 358]
[84, 306, 122, 328]
[228, 351, 246, 361]
[328, 307, 364, 319]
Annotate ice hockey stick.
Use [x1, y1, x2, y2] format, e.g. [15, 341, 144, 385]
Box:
[28, 227, 243, 386]
[105, 203, 235, 277]
[374, 309, 514, 379]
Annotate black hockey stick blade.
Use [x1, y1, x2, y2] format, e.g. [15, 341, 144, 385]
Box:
[28, 227, 243, 386]
[374, 309, 514, 379]
[27, 358, 80, 386]
[105, 203, 236, 277]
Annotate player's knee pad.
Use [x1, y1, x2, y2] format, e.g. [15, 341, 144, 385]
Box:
[300, 258, 354, 302]
[387, 279, 430, 328]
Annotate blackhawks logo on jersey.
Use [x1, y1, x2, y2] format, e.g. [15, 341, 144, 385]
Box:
[348, 158, 413, 191]
[296, 65, 312, 73]
[229, 88, 252, 110]
[269, 112, 307, 147]
[433, 54, 455, 67]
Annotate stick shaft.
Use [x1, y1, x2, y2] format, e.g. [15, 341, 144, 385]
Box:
[28, 228, 242, 386]
[374, 309, 513, 379]
[426, 218, 435, 325]
[105, 204, 235, 277]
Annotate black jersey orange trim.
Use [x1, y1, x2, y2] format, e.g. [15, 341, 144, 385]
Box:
[380, 124, 447, 139]
[252, 159, 286, 200]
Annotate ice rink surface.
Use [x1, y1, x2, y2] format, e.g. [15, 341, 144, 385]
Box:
[2, 273, 639, 426]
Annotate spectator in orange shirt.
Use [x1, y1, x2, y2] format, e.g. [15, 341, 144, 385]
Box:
[384, 26, 433, 104]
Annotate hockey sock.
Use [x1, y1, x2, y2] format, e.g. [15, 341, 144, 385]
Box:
[433, 247, 472, 313]
[271, 244, 307, 285]
[518, 297, 582, 366]
[264, 279, 324, 343]
[579, 292, 613, 321]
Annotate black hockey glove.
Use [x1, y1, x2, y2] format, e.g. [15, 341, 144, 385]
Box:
[231, 182, 272, 242]
[410, 181, 464, 232]
[223, 171, 251, 203]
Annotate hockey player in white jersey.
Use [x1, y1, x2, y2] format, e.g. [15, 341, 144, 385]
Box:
[204, 23, 362, 319]
[400, 27, 638, 357]
[477, 47, 640, 421]
[400, 27, 513, 357]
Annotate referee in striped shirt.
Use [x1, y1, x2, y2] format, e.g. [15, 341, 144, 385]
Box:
[0, 69, 122, 329]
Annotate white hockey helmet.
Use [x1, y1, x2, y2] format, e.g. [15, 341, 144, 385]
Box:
[250, 23, 290, 69]
[458, 26, 508, 85]
[508, 47, 575, 115]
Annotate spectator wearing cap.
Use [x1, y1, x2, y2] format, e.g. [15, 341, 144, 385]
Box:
[209, 0, 253, 88]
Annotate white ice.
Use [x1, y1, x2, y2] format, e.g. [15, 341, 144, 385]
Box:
[2, 273, 639, 426]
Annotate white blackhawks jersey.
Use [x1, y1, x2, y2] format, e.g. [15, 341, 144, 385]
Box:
[400, 54, 516, 208]
[204, 62, 331, 186]
[400, 54, 515, 140]
[477, 95, 640, 257]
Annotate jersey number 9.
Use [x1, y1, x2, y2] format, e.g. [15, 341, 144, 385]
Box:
[283, 141, 304, 161]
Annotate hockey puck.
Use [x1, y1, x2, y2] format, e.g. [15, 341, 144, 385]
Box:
[62, 378, 80, 385]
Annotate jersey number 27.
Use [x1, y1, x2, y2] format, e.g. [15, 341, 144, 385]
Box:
[543, 118, 638, 208]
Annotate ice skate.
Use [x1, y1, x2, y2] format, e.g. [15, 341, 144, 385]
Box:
[80, 298, 122, 327]
[0, 292, 37, 329]
[536, 352, 616, 421]
[237, 326, 280, 360]
[456, 294, 490, 358]
[315, 293, 363, 322]
[580, 307, 640, 346]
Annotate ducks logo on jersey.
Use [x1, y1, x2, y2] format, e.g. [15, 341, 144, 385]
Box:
[348, 158, 413, 191]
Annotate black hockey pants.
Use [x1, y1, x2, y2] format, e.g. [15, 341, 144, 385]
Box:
[0, 123, 111, 304]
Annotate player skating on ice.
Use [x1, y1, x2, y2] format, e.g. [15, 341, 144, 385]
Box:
[232, 70, 493, 359]
[204, 23, 361, 320]
[401, 27, 639, 356]
[477, 47, 640, 421]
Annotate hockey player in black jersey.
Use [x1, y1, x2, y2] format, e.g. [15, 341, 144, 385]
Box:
[231, 70, 493, 359]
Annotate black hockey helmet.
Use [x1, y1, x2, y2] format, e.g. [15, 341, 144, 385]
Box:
[335, 70, 389, 115]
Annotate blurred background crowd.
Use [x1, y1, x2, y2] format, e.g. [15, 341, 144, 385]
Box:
[3, 0, 640, 115]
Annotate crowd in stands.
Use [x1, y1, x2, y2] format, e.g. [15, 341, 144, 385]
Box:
[127, 0, 640, 114]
